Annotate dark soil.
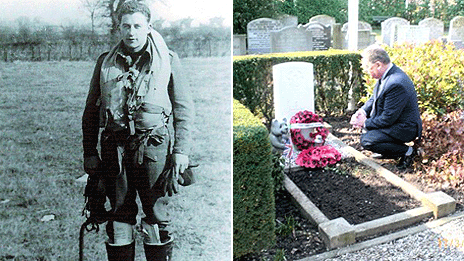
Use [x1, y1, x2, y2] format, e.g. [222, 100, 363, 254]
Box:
[287, 158, 422, 225]
[325, 114, 464, 212]
[236, 114, 464, 261]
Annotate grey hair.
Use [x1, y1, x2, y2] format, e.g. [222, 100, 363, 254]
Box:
[362, 44, 391, 65]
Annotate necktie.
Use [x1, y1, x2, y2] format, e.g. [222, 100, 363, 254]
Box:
[370, 79, 382, 117]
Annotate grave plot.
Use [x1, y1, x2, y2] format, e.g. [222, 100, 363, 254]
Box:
[283, 133, 456, 250]
[287, 157, 422, 225]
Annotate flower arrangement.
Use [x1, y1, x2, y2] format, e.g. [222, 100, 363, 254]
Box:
[289, 110, 329, 151]
[288, 110, 341, 169]
[295, 146, 342, 169]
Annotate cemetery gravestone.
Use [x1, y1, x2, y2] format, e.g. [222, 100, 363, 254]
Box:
[304, 22, 332, 50]
[449, 16, 464, 47]
[247, 18, 284, 54]
[273, 62, 314, 121]
[270, 27, 313, 53]
[309, 15, 336, 28]
[419, 18, 444, 41]
[341, 21, 375, 49]
[233, 34, 247, 56]
[381, 17, 410, 46]
[332, 23, 343, 49]
[397, 25, 430, 45]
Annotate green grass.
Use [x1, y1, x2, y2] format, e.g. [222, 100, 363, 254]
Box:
[0, 57, 231, 260]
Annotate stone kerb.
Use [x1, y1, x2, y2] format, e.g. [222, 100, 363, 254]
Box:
[419, 17, 444, 41]
[282, 132, 456, 250]
[381, 17, 410, 46]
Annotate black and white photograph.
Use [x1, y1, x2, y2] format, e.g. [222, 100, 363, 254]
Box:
[0, 0, 231, 260]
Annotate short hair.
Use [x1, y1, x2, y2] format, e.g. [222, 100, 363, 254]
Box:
[117, 1, 151, 23]
[362, 45, 391, 65]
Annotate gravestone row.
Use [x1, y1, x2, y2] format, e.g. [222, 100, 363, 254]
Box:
[233, 15, 464, 56]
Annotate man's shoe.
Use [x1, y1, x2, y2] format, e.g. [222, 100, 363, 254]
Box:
[397, 147, 417, 170]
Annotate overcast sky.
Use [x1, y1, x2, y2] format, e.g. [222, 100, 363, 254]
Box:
[0, 0, 231, 27]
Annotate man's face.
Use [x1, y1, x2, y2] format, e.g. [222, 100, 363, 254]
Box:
[119, 12, 150, 53]
[362, 58, 383, 79]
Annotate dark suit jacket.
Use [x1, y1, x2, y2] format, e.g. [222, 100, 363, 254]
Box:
[361, 64, 422, 142]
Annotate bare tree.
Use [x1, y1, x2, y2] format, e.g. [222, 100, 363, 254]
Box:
[81, 0, 104, 36]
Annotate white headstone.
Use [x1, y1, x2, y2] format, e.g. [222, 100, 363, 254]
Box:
[419, 18, 444, 41]
[397, 25, 430, 45]
[449, 16, 464, 42]
[273, 62, 314, 121]
[381, 17, 410, 46]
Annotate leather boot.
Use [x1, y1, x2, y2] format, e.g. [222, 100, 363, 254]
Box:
[105, 241, 135, 261]
[143, 241, 173, 261]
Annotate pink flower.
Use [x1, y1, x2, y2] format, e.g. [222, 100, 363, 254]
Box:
[295, 145, 342, 169]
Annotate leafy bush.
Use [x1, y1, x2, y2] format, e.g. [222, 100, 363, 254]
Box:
[233, 50, 365, 127]
[415, 110, 464, 187]
[233, 99, 276, 258]
[362, 41, 464, 116]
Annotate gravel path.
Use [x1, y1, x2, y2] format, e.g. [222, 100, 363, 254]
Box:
[302, 211, 464, 261]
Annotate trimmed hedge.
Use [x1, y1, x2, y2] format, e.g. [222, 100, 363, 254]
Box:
[233, 50, 365, 126]
[233, 99, 276, 258]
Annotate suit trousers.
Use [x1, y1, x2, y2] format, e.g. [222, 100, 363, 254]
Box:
[360, 129, 409, 158]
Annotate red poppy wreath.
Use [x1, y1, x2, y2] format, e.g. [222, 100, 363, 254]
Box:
[289, 110, 329, 151]
[289, 110, 341, 169]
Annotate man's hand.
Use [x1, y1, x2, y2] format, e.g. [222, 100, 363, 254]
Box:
[350, 109, 367, 128]
[162, 154, 189, 196]
[173, 153, 189, 183]
[173, 153, 189, 174]
[84, 156, 101, 176]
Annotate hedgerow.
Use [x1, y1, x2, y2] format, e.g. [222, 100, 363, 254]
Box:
[233, 99, 276, 258]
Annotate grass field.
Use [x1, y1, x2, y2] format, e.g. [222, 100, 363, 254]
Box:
[0, 56, 231, 260]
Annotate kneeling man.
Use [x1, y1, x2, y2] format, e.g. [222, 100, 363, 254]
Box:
[350, 45, 422, 169]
